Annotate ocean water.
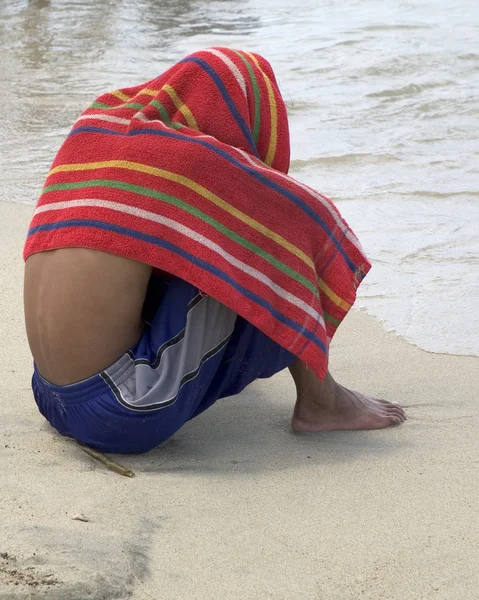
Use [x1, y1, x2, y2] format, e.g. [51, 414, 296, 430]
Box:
[1, 0, 478, 355]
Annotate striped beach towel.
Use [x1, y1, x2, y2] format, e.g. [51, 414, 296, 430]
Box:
[24, 47, 371, 380]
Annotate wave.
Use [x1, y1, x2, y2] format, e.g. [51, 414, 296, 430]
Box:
[367, 81, 453, 98]
[394, 191, 479, 199]
[290, 153, 401, 169]
[353, 24, 433, 32]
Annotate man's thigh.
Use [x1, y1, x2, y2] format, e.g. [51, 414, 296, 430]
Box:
[24, 248, 153, 384]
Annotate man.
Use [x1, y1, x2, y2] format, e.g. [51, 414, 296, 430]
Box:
[24, 48, 405, 454]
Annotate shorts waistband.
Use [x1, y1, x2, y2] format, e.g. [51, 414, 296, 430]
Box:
[33, 353, 134, 404]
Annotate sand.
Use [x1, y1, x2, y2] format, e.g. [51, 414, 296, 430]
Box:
[1, 200, 478, 600]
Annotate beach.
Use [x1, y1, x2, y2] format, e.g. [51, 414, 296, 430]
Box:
[2, 200, 478, 599]
[2, 0, 479, 597]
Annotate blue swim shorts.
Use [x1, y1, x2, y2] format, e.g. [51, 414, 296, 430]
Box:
[32, 276, 295, 454]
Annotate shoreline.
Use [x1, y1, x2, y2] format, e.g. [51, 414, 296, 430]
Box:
[1, 199, 478, 599]
[355, 304, 479, 359]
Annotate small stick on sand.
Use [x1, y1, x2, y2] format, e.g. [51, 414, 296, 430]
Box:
[76, 442, 135, 478]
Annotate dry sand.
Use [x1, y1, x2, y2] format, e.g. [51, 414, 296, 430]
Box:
[1, 200, 478, 600]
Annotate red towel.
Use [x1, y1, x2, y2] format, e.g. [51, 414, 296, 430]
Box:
[24, 47, 371, 379]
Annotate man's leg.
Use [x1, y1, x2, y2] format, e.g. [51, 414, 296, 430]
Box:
[289, 360, 406, 432]
[31, 276, 239, 453]
[24, 249, 152, 385]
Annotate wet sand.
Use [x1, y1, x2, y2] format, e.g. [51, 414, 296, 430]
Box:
[1, 200, 478, 599]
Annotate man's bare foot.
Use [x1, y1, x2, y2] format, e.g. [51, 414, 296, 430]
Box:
[288, 361, 406, 432]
